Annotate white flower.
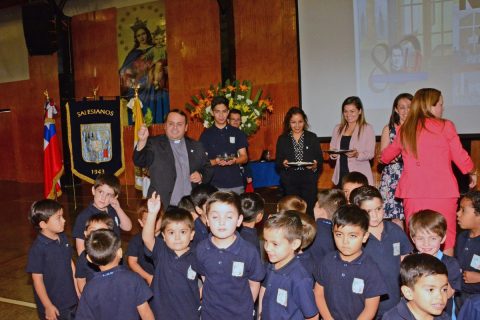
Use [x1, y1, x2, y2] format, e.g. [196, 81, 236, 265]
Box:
[236, 94, 244, 100]
[203, 120, 209, 128]
[246, 99, 252, 105]
[205, 106, 211, 114]
[226, 93, 231, 98]
[253, 109, 260, 116]
[241, 116, 248, 123]
[247, 123, 251, 127]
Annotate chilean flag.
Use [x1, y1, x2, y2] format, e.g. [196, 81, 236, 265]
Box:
[44, 119, 64, 199]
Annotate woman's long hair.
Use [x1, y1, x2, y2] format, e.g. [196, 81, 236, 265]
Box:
[388, 93, 413, 128]
[400, 88, 443, 158]
[283, 107, 309, 135]
[337, 96, 367, 137]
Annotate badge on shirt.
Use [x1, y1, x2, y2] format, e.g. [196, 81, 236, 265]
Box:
[393, 242, 400, 256]
[276, 288, 288, 307]
[187, 265, 197, 280]
[470, 254, 480, 270]
[232, 261, 244, 277]
[229, 136, 235, 144]
[352, 278, 365, 294]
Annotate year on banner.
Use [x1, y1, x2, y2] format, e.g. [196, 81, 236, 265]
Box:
[65, 98, 125, 183]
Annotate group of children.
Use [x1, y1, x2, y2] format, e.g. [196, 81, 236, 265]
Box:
[26, 173, 480, 320]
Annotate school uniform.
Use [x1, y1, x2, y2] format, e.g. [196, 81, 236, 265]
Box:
[436, 251, 462, 318]
[455, 231, 480, 295]
[317, 251, 387, 320]
[26, 233, 77, 318]
[296, 250, 318, 282]
[363, 221, 413, 315]
[192, 218, 209, 248]
[75, 250, 100, 281]
[261, 258, 318, 320]
[306, 218, 335, 266]
[383, 298, 451, 319]
[75, 265, 152, 320]
[72, 203, 121, 240]
[194, 232, 266, 320]
[239, 225, 261, 254]
[145, 237, 200, 319]
[126, 233, 154, 276]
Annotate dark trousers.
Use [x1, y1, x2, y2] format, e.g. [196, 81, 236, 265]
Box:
[39, 305, 76, 320]
[281, 170, 318, 217]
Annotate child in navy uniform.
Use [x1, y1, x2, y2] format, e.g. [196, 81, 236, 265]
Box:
[383, 253, 450, 320]
[455, 190, 480, 306]
[72, 174, 132, 255]
[127, 200, 162, 286]
[194, 191, 265, 320]
[239, 192, 265, 253]
[190, 184, 217, 247]
[75, 212, 114, 293]
[307, 189, 347, 265]
[351, 185, 413, 317]
[76, 229, 153, 320]
[295, 210, 318, 279]
[314, 204, 387, 319]
[342, 171, 368, 203]
[409, 210, 462, 317]
[26, 200, 78, 320]
[260, 211, 319, 319]
[142, 193, 200, 319]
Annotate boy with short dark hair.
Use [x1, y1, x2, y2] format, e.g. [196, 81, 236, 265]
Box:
[308, 189, 347, 265]
[194, 191, 266, 319]
[76, 212, 115, 293]
[26, 199, 78, 320]
[260, 211, 319, 319]
[455, 190, 480, 305]
[409, 210, 462, 317]
[76, 229, 154, 320]
[143, 193, 200, 319]
[239, 192, 265, 253]
[314, 204, 386, 320]
[72, 174, 132, 255]
[190, 184, 218, 247]
[383, 253, 450, 319]
[341, 171, 369, 202]
[350, 185, 413, 317]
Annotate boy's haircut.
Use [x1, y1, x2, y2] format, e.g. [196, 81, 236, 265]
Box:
[332, 204, 369, 233]
[160, 208, 194, 232]
[177, 195, 196, 213]
[350, 185, 383, 207]
[240, 192, 265, 222]
[85, 229, 121, 266]
[264, 210, 303, 244]
[298, 212, 317, 250]
[463, 190, 480, 216]
[278, 195, 307, 214]
[206, 191, 242, 216]
[228, 108, 241, 118]
[400, 253, 448, 288]
[409, 210, 447, 238]
[191, 184, 218, 208]
[341, 171, 369, 188]
[29, 199, 63, 230]
[211, 96, 229, 110]
[94, 174, 121, 196]
[85, 212, 115, 231]
[136, 199, 149, 220]
[316, 189, 347, 218]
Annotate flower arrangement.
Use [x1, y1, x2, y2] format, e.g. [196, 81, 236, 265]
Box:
[185, 80, 273, 136]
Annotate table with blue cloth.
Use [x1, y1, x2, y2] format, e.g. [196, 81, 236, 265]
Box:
[249, 161, 280, 188]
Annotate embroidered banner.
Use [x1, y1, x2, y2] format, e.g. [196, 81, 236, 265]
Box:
[65, 98, 124, 183]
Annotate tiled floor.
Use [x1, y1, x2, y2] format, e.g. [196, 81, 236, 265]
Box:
[0, 181, 281, 318]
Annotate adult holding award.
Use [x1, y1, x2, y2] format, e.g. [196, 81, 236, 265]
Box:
[276, 107, 323, 216]
[329, 96, 376, 187]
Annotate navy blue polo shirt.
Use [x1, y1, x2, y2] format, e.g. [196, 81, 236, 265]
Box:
[200, 124, 248, 188]
[145, 237, 200, 319]
[126, 233, 154, 276]
[364, 221, 413, 315]
[192, 218, 209, 248]
[261, 258, 318, 320]
[296, 250, 318, 282]
[383, 298, 451, 320]
[75, 250, 100, 281]
[435, 251, 462, 317]
[194, 232, 266, 320]
[72, 203, 120, 240]
[75, 265, 152, 320]
[239, 225, 261, 254]
[455, 231, 480, 294]
[26, 232, 78, 315]
[306, 218, 335, 266]
[317, 251, 387, 319]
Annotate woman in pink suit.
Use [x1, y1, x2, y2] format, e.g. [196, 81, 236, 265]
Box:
[381, 88, 477, 254]
[330, 96, 376, 186]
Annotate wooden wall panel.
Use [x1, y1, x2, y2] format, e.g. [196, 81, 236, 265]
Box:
[0, 55, 60, 182]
